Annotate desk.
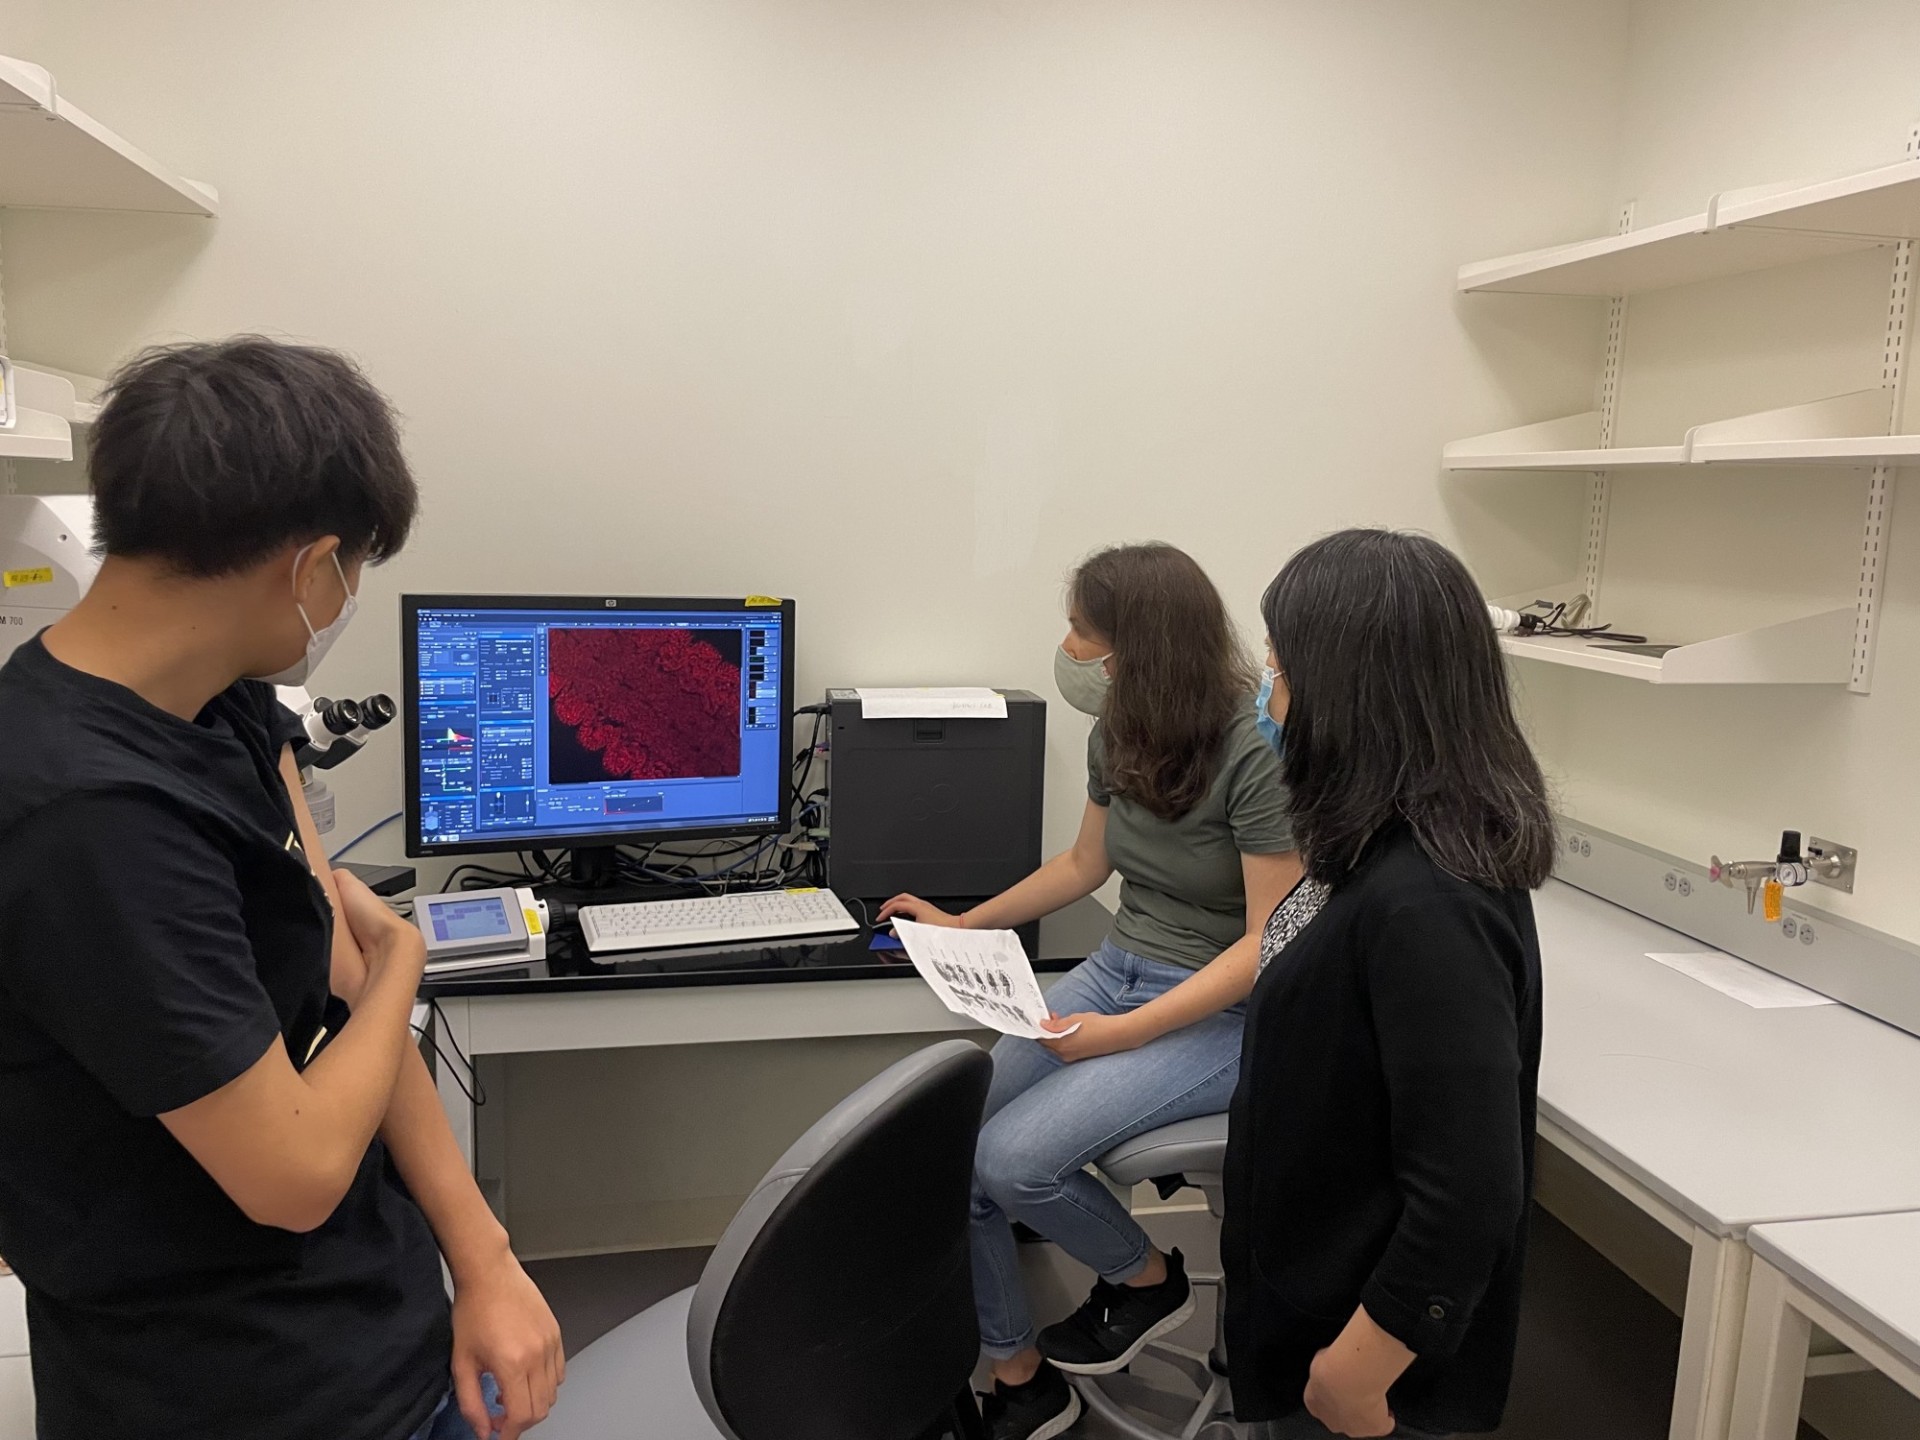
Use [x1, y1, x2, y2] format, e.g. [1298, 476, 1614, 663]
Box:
[1533, 881, 1920, 1440]
[421, 898, 1114, 1225]
[1730, 1212, 1920, 1439]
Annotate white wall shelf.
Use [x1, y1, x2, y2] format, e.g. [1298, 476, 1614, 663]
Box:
[1445, 390, 1920, 472]
[0, 406, 72, 462]
[1458, 157, 1920, 296]
[0, 54, 218, 216]
[1496, 607, 1856, 686]
[13, 363, 104, 425]
[1442, 412, 1688, 470]
[0, 366, 75, 460]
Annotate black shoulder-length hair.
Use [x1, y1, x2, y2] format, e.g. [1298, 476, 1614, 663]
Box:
[1073, 543, 1257, 822]
[1260, 529, 1554, 890]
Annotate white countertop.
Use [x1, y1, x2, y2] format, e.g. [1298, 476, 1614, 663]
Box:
[1535, 880, 1920, 1236]
[1749, 1212, 1920, 1370]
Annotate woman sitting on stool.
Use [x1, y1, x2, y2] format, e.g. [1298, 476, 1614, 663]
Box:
[882, 542, 1300, 1440]
[1225, 529, 1554, 1439]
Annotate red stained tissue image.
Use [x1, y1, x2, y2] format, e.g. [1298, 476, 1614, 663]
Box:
[548, 627, 743, 783]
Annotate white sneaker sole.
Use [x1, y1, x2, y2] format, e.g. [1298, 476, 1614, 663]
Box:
[1025, 1387, 1084, 1440]
[1045, 1289, 1198, 1376]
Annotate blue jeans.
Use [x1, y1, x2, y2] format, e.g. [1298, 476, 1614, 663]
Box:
[408, 1375, 503, 1440]
[970, 940, 1245, 1359]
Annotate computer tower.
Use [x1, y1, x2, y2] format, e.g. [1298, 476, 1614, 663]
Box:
[826, 689, 1045, 902]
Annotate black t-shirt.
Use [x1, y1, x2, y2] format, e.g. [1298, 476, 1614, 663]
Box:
[0, 636, 450, 1440]
[1222, 824, 1542, 1434]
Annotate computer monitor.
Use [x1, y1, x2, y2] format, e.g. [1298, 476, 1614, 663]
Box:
[402, 594, 795, 880]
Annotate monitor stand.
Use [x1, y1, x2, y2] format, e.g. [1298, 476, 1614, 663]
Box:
[568, 845, 621, 890]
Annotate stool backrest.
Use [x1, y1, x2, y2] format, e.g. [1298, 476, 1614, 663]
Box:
[688, 1039, 993, 1440]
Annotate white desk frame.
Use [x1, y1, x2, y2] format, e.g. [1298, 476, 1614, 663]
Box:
[1731, 1251, 1920, 1440]
[1536, 1115, 1752, 1440]
[1520, 870, 1920, 1440]
[430, 977, 992, 1214]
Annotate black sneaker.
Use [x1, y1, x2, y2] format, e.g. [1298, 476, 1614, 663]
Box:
[980, 1360, 1082, 1440]
[1037, 1247, 1196, 1375]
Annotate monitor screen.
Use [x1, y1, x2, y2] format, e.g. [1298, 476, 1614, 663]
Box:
[402, 595, 793, 857]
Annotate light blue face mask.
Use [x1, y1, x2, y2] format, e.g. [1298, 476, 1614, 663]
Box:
[1254, 666, 1285, 757]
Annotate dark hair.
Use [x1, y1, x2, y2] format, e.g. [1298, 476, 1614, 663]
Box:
[1072, 543, 1256, 822]
[90, 336, 417, 577]
[1261, 529, 1554, 890]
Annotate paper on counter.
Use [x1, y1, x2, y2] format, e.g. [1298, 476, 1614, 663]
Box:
[892, 919, 1077, 1040]
[855, 687, 1008, 720]
[1646, 951, 1836, 1009]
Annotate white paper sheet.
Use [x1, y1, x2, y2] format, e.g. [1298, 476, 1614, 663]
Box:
[855, 686, 1009, 720]
[892, 919, 1077, 1039]
[1646, 951, 1836, 1009]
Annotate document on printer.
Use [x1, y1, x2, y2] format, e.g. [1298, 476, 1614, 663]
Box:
[854, 687, 1009, 720]
[891, 919, 1079, 1040]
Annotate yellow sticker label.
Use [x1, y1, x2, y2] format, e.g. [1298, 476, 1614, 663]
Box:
[744, 594, 782, 607]
[3, 567, 53, 589]
[524, 908, 544, 935]
[785, 886, 820, 894]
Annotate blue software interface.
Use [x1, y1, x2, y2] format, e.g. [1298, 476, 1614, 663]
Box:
[413, 604, 786, 848]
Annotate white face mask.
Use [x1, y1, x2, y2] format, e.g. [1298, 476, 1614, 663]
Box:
[251, 547, 358, 686]
[1053, 644, 1114, 717]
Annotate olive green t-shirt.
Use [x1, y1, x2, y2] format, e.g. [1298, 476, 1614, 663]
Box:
[1088, 708, 1295, 970]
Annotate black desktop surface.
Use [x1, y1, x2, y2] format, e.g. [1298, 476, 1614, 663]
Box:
[419, 894, 1115, 999]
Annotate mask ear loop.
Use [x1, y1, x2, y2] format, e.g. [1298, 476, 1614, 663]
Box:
[290, 545, 357, 641]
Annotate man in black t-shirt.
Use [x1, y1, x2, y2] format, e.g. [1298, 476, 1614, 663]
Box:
[0, 339, 564, 1440]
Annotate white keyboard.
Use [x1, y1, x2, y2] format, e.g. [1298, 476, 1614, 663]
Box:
[578, 888, 861, 955]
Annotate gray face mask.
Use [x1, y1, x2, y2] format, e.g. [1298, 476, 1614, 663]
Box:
[1053, 645, 1113, 716]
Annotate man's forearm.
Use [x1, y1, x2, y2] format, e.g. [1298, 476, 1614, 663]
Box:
[383, 1044, 511, 1280]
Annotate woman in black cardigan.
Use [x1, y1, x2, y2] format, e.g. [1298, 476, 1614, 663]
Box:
[1223, 529, 1555, 1439]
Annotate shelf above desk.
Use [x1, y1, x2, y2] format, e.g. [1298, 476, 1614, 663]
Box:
[1459, 157, 1920, 297]
[1445, 390, 1920, 472]
[1498, 608, 1854, 686]
[0, 54, 218, 215]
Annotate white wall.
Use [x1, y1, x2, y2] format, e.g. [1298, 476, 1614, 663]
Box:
[1, 0, 1617, 877]
[1515, 0, 1920, 945]
[0, 0, 1627, 1258]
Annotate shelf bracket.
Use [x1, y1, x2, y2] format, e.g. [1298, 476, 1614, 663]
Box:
[1584, 204, 1635, 607]
[0, 218, 13, 499]
[1850, 128, 1918, 694]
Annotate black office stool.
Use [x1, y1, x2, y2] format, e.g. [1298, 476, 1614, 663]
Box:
[1074, 1113, 1242, 1440]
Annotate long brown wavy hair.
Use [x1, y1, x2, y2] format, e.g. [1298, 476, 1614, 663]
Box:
[1071, 543, 1257, 822]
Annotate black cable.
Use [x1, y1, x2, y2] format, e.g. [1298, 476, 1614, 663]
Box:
[1515, 601, 1648, 646]
[417, 998, 487, 1106]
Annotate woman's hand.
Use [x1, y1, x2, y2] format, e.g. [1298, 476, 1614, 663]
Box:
[877, 894, 965, 927]
[1303, 1306, 1414, 1438]
[1039, 1011, 1145, 1063]
[1303, 1352, 1394, 1437]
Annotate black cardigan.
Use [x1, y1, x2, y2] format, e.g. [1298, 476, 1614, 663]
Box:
[1221, 825, 1542, 1434]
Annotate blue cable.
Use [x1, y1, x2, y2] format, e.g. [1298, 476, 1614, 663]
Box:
[330, 810, 404, 861]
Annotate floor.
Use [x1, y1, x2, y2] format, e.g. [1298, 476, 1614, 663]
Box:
[523, 1205, 1823, 1440]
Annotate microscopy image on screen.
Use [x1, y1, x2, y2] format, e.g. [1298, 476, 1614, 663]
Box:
[548, 627, 743, 784]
